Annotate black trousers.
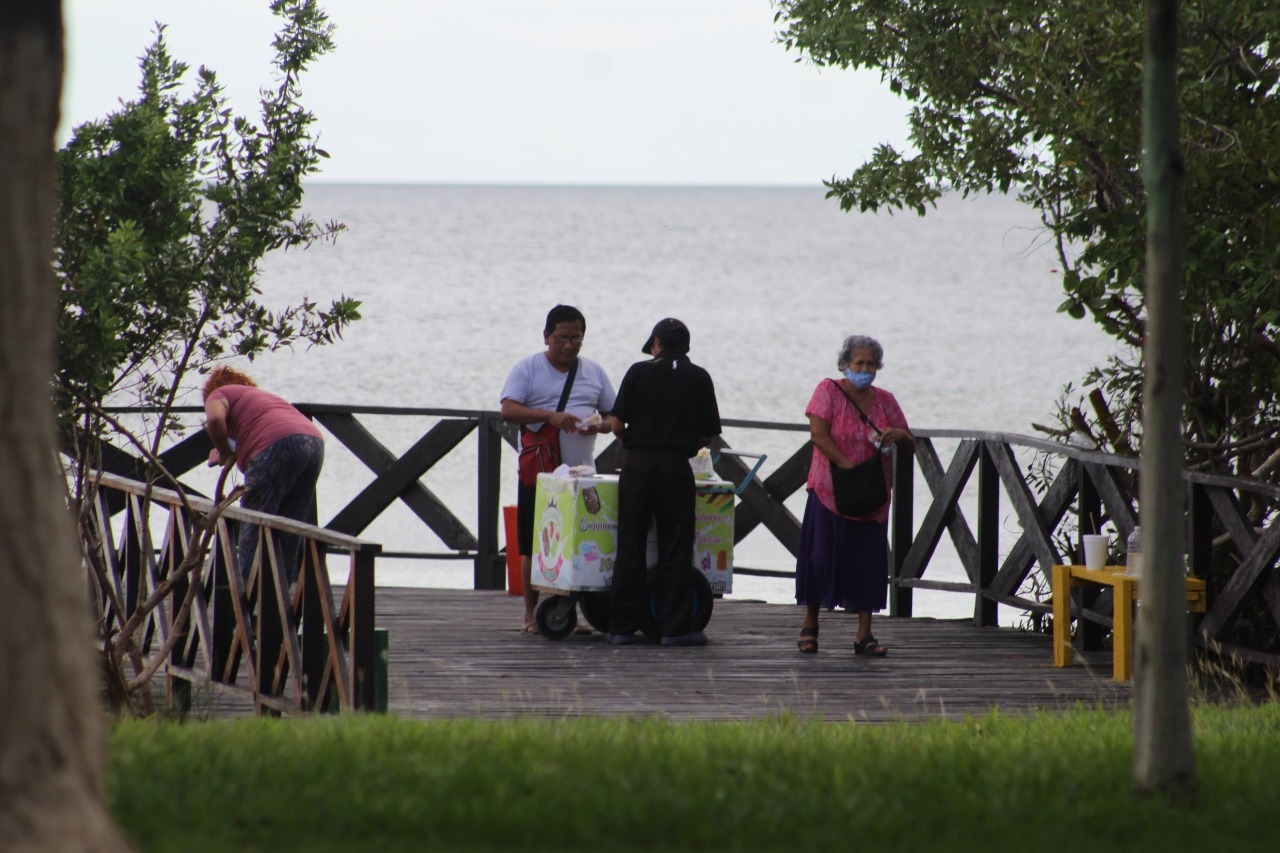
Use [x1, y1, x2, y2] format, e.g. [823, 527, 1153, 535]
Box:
[609, 449, 696, 637]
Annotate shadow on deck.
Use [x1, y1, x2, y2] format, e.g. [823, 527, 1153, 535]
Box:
[363, 589, 1128, 722]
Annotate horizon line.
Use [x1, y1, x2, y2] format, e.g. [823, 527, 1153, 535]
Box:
[301, 179, 837, 190]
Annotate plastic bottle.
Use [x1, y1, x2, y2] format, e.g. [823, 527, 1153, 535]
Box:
[1126, 525, 1142, 578]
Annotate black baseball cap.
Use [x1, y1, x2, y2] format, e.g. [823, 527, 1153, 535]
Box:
[641, 317, 691, 354]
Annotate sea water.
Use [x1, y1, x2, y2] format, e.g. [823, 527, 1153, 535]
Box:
[186, 184, 1121, 619]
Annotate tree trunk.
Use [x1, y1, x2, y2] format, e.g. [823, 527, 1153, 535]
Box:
[1133, 0, 1196, 797]
[0, 3, 132, 850]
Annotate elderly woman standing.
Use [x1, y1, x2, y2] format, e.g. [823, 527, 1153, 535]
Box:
[795, 335, 914, 655]
[203, 366, 325, 584]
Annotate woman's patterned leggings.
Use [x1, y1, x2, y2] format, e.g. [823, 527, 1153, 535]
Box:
[237, 434, 325, 584]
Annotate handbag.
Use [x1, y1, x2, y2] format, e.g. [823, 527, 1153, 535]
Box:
[827, 379, 889, 517]
[517, 360, 578, 486]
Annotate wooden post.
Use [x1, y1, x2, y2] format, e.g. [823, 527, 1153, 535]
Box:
[1076, 460, 1107, 651]
[1186, 482, 1211, 580]
[301, 541, 326, 712]
[475, 413, 505, 590]
[1051, 564, 1073, 668]
[348, 548, 377, 710]
[255, 534, 283, 716]
[975, 444, 998, 626]
[1134, 0, 1196, 797]
[211, 525, 239, 684]
[167, 509, 193, 714]
[889, 444, 914, 617]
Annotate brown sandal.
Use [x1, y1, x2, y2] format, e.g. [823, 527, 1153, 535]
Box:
[854, 634, 887, 656]
[797, 626, 819, 654]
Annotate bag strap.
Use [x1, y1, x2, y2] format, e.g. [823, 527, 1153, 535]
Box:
[555, 359, 579, 413]
[829, 378, 881, 433]
[519, 359, 580, 440]
[519, 358, 581, 438]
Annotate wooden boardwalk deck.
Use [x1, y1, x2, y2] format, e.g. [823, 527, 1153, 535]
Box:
[372, 588, 1130, 722]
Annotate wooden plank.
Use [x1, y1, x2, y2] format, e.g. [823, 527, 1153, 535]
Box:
[1199, 517, 1280, 639]
[761, 446, 811, 499]
[184, 542, 217, 677]
[915, 437, 979, 582]
[895, 578, 975, 593]
[74, 432, 212, 514]
[1206, 484, 1257, 554]
[710, 439, 801, 555]
[593, 438, 625, 475]
[363, 588, 1131, 722]
[323, 417, 476, 544]
[301, 542, 328, 711]
[989, 442, 1059, 571]
[474, 415, 506, 590]
[186, 583, 1280, 720]
[889, 446, 915, 617]
[1264, 577, 1280, 632]
[1078, 457, 1102, 539]
[975, 445, 998, 626]
[1083, 462, 1137, 538]
[92, 471, 379, 551]
[312, 543, 352, 711]
[726, 443, 810, 542]
[348, 551, 377, 711]
[170, 589, 1152, 722]
[1187, 482, 1213, 580]
[902, 439, 979, 580]
[157, 430, 214, 482]
[989, 461, 1076, 597]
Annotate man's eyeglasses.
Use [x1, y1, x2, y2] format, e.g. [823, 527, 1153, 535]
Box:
[552, 335, 584, 345]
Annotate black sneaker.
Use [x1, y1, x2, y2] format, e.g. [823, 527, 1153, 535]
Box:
[606, 632, 638, 646]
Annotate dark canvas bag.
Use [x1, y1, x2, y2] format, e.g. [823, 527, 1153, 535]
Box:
[517, 359, 578, 486]
[827, 379, 889, 517]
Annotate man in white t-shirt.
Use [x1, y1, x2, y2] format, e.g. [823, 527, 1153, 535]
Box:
[500, 305, 617, 634]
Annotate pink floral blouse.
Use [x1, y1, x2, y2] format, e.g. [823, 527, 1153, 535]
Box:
[805, 379, 909, 522]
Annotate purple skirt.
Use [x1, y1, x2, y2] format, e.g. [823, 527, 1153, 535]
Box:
[795, 490, 889, 612]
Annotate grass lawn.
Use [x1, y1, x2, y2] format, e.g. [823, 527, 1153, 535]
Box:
[108, 702, 1278, 852]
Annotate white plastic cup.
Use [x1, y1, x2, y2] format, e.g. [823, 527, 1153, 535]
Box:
[1082, 534, 1109, 572]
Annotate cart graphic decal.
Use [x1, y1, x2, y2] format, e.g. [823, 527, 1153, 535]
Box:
[536, 500, 564, 582]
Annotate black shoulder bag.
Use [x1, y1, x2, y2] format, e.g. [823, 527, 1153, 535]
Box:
[517, 359, 578, 486]
[827, 379, 889, 517]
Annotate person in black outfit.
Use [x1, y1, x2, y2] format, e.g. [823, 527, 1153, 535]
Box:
[606, 318, 722, 646]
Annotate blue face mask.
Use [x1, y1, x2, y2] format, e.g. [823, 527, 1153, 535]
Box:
[843, 368, 875, 389]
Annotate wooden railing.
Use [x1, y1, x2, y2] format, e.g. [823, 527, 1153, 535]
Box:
[85, 471, 382, 715]
[95, 405, 1280, 668]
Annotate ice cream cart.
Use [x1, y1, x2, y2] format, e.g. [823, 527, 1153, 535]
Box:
[530, 451, 765, 640]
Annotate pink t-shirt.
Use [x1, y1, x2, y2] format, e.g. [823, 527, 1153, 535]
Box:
[805, 379, 909, 522]
[207, 385, 322, 470]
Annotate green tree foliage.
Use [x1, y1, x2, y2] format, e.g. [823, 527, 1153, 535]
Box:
[55, 0, 359, 448]
[53, 0, 360, 713]
[775, 1, 1280, 481]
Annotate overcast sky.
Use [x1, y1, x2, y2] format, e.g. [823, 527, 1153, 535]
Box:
[62, 0, 911, 185]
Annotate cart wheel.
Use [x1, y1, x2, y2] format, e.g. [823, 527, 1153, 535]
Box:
[578, 592, 612, 634]
[639, 568, 714, 643]
[688, 570, 713, 632]
[535, 595, 578, 640]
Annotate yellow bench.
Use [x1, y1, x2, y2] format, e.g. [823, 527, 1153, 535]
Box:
[1051, 565, 1206, 681]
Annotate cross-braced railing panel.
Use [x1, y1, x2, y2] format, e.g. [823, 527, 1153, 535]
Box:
[83, 471, 381, 714]
[89, 408, 1280, 668]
